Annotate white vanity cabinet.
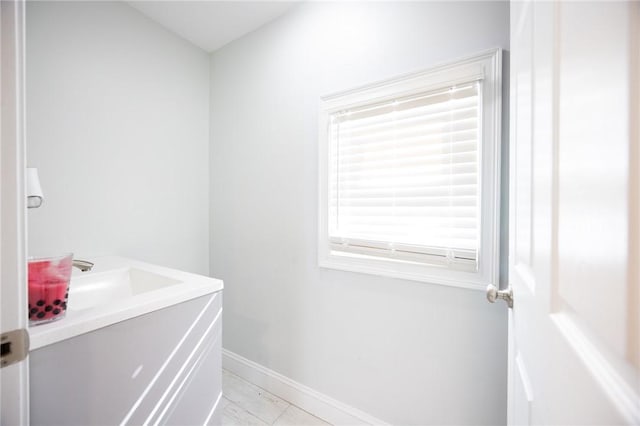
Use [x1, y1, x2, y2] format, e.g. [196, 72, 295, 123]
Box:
[28, 257, 224, 426]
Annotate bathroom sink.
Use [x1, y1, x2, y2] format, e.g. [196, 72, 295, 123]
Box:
[68, 268, 182, 311]
[29, 256, 224, 350]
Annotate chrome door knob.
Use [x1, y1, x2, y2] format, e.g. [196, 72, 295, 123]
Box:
[486, 284, 513, 308]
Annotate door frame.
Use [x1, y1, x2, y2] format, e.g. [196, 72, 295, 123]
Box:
[1, 0, 29, 424]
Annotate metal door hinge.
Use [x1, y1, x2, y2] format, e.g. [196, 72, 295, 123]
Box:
[1, 329, 29, 368]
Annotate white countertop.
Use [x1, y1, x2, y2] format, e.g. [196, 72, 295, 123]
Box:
[29, 256, 223, 350]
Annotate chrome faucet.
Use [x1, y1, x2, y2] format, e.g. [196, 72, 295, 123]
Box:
[72, 259, 94, 272]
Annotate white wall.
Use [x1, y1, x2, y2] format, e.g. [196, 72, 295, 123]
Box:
[26, 1, 210, 274]
[210, 2, 509, 425]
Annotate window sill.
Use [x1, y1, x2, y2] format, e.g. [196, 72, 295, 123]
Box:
[319, 251, 492, 291]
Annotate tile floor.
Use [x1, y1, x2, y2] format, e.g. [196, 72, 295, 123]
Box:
[221, 369, 332, 426]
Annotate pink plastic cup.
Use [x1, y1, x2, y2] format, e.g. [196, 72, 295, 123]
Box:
[28, 253, 73, 325]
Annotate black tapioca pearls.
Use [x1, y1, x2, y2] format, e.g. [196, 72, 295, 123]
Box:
[36, 300, 45, 307]
[36, 312, 45, 319]
[53, 299, 61, 306]
[44, 305, 53, 312]
[53, 308, 61, 315]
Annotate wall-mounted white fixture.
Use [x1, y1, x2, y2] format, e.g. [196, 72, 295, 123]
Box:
[26, 168, 44, 209]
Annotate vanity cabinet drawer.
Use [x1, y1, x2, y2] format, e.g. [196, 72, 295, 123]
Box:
[30, 292, 223, 426]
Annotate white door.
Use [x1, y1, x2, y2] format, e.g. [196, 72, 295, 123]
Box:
[507, 0, 639, 424]
[0, 0, 29, 424]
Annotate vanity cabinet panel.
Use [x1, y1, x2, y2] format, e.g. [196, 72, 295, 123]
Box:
[30, 292, 223, 426]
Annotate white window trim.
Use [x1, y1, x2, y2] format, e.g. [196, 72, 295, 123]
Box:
[318, 48, 502, 291]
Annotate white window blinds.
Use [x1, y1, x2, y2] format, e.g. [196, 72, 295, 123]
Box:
[328, 81, 481, 267]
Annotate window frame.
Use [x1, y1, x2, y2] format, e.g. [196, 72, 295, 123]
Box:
[318, 49, 502, 291]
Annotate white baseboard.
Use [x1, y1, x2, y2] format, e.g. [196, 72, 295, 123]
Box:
[222, 349, 389, 426]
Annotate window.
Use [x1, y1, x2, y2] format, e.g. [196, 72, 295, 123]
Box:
[318, 49, 501, 290]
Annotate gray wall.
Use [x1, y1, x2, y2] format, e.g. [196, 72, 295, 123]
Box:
[26, 1, 210, 274]
[210, 2, 509, 425]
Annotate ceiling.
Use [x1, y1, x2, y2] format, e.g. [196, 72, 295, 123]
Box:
[127, 1, 300, 52]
